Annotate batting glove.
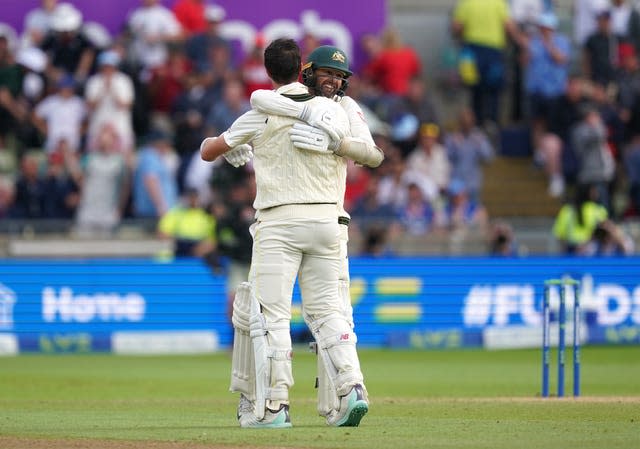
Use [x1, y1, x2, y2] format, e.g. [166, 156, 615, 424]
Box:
[224, 144, 253, 167]
[298, 104, 345, 142]
[289, 123, 339, 153]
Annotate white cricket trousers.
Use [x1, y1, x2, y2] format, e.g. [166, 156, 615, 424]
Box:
[250, 204, 363, 405]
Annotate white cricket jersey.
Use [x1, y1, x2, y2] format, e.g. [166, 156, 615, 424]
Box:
[223, 82, 350, 212]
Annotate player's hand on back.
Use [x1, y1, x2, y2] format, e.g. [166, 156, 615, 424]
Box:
[298, 104, 345, 142]
[289, 123, 339, 153]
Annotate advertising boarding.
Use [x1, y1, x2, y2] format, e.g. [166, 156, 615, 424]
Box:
[1, 0, 386, 71]
[1, 257, 639, 354]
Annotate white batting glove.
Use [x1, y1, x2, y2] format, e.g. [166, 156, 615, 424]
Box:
[223, 144, 253, 167]
[289, 122, 339, 153]
[298, 104, 345, 142]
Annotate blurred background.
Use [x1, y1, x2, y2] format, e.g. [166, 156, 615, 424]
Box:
[0, 0, 639, 355]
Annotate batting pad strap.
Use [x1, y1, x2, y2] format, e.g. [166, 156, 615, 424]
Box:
[317, 330, 358, 351]
[249, 321, 289, 338]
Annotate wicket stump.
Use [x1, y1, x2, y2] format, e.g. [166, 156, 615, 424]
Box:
[542, 277, 581, 398]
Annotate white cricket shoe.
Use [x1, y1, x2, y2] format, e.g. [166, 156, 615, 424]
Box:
[326, 384, 368, 427]
[239, 404, 292, 428]
[236, 394, 254, 421]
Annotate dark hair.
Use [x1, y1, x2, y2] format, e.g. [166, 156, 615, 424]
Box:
[264, 38, 301, 85]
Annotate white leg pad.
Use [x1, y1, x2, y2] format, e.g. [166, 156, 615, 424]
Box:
[312, 224, 357, 416]
[308, 315, 364, 398]
[249, 290, 291, 419]
[314, 280, 352, 416]
[230, 282, 254, 398]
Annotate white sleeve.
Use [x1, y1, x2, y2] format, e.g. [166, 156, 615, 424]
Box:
[340, 96, 375, 145]
[334, 96, 384, 168]
[250, 89, 303, 118]
[221, 109, 267, 148]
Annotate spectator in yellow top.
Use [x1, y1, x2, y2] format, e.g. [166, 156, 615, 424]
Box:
[157, 187, 216, 258]
[451, 0, 525, 126]
[552, 184, 608, 255]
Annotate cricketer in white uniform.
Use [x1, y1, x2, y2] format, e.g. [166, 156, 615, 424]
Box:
[200, 38, 369, 428]
[248, 45, 384, 422]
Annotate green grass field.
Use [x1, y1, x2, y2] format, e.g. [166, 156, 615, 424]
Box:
[1, 346, 639, 449]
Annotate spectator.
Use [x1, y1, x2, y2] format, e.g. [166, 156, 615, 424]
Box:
[445, 179, 489, 230]
[573, 0, 611, 47]
[239, 33, 271, 98]
[523, 11, 571, 167]
[204, 77, 251, 137]
[400, 76, 440, 127]
[350, 175, 403, 256]
[0, 34, 23, 149]
[40, 2, 96, 87]
[397, 182, 439, 236]
[344, 162, 372, 213]
[85, 50, 135, 154]
[445, 107, 495, 204]
[616, 42, 640, 142]
[552, 183, 609, 254]
[74, 123, 129, 236]
[570, 103, 616, 212]
[590, 78, 625, 160]
[157, 187, 216, 258]
[377, 157, 410, 210]
[8, 46, 49, 151]
[536, 74, 590, 197]
[32, 74, 87, 154]
[488, 220, 522, 256]
[41, 147, 80, 219]
[384, 76, 441, 155]
[132, 129, 179, 219]
[610, 0, 640, 54]
[23, 0, 59, 48]
[451, 0, 524, 125]
[509, 0, 546, 121]
[358, 33, 383, 101]
[146, 44, 192, 133]
[184, 3, 229, 74]
[583, 9, 620, 88]
[213, 177, 255, 318]
[170, 70, 216, 189]
[10, 152, 46, 219]
[181, 145, 218, 207]
[363, 28, 421, 97]
[198, 37, 234, 102]
[0, 175, 15, 219]
[171, 0, 209, 37]
[405, 122, 451, 201]
[126, 0, 183, 76]
[623, 135, 640, 216]
[583, 219, 635, 255]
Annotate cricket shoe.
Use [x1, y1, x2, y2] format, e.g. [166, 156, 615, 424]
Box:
[236, 394, 254, 421]
[239, 404, 292, 429]
[326, 384, 368, 427]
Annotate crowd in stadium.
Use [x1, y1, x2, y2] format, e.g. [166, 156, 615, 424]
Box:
[0, 0, 639, 257]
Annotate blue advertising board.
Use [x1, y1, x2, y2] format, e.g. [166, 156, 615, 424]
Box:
[1, 257, 639, 354]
